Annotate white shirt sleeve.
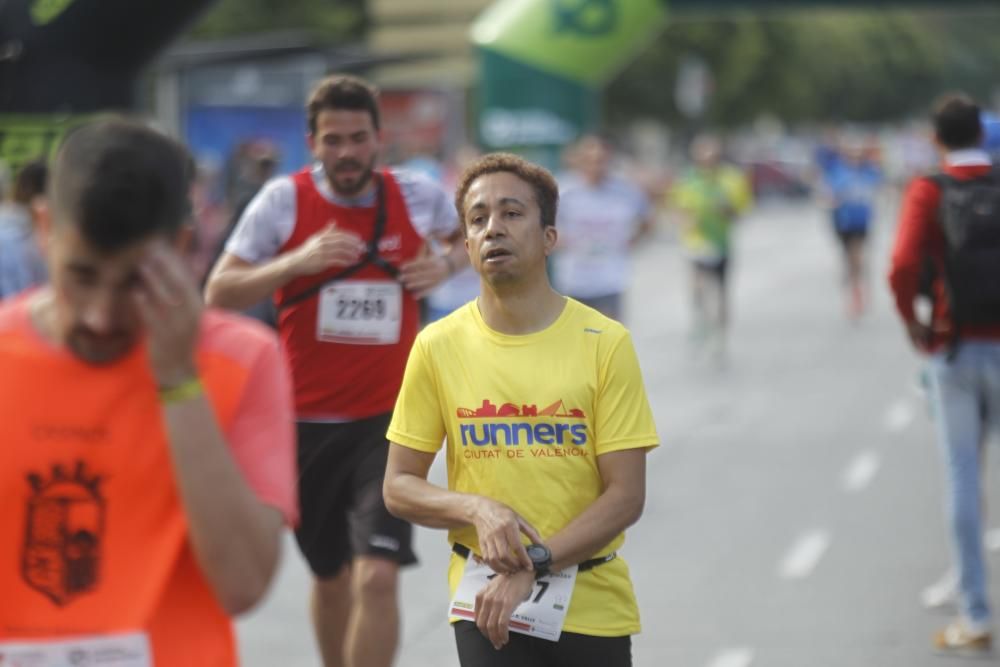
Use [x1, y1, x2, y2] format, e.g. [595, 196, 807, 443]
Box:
[391, 168, 459, 241]
[224, 177, 297, 263]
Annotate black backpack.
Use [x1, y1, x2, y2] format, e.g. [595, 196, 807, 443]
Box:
[929, 169, 1000, 331]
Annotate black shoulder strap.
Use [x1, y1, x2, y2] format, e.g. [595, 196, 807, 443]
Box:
[278, 172, 399, 310]
[930, 165, 1000, 189]
[928, 171, 952, 191]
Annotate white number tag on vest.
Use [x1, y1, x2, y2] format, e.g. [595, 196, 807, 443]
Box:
[0, 631, 152, 666]
[317, 281, 402, 345]
[448, 556, 578, 642]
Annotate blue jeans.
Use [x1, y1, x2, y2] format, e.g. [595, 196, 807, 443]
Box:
[926, 341, 1000, 625]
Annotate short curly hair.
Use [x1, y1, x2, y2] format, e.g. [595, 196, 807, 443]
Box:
[454, 153, 559, 232]
[307, 74, 380, 135]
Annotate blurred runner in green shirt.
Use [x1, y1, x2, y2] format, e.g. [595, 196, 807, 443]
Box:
[669, 134, 752, 367]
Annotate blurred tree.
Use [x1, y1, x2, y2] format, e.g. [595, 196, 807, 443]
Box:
[187, 0, 365, 40]
[606, 10, 1000, 126]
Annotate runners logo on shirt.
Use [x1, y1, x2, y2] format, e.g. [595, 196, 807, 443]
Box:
[456, 399, 588, 448]
[21, 461, 105, 606]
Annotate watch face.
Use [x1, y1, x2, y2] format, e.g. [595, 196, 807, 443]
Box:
[527, 544, 550, 562]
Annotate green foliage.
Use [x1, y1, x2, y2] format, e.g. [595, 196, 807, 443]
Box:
[605, 10, 1000, 126]
[187, 0, 365, 41]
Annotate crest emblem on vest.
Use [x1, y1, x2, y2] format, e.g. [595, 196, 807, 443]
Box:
[22, 461, 105, 606]
[377, 234, 402, 254]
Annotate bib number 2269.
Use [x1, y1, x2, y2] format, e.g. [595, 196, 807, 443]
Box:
[317, 281, 402, 345]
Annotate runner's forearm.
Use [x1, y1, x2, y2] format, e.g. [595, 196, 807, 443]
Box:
[162, 392, 283, 614]
[629, 215, 655, 248]
[545, 477, 644, 573]
[204, 253, 299, 310]
[384, 471, 485, 530]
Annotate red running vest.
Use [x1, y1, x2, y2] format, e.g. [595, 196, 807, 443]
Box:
[276, 169, 425, 420]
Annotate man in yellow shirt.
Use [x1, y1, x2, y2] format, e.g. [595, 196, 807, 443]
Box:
[383, 153, 658, 666]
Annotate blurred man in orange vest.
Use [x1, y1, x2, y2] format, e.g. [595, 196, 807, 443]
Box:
[0, 118, 297, 666]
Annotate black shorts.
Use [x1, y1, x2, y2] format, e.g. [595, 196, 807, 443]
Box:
[294, 413, 417, 578]
[454, 621, 631, 667]
[831, 213, 868, 248]
[693, 256, 729, 285]
[834, 227, 868, 248]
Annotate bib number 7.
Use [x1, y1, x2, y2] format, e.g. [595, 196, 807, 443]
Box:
[487, 572, 550, 604]
[449, 557, 578, 642]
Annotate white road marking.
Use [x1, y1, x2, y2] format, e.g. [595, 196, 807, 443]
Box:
[883, 399, 915, 433]
[707, 648, 754, 667]
[841, 450, 881, 493]
[778, 530, 831, 580]
[986, 528, 1000, 553]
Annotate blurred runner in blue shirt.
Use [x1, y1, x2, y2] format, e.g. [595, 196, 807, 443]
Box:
[823, 138, 882, 320]
[0, 160, 48, 300]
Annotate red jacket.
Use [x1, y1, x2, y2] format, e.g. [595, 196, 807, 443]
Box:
[888, 151, 1000, 351]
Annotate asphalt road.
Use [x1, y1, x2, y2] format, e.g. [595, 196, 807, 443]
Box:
[236, 197, 1000, 666]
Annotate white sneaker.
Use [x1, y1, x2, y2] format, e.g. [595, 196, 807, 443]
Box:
[932, 619, 993, 658]
[922, 569, 958, 611]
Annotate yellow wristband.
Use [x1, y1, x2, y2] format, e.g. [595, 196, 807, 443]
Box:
[159, 377, 204, 404]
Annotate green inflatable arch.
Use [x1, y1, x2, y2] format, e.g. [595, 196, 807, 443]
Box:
[0, 0, 212, 173]
[474, 0, 669, 167]
[472, 0, 994, 166]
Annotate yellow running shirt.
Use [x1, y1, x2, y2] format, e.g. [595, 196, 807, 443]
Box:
[387, 298, 659, 637]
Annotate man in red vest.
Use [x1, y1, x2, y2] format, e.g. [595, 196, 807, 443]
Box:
[205, 74, 467, 667]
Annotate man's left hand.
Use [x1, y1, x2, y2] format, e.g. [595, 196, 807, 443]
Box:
[474, 569, 535, 650]
[133, 243, 202, 389]
[399, 255, 451, 299]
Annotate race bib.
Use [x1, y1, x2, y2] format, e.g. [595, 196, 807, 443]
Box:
[0, 632, 152, 666]
[317, 281, 402, 345]
[449, 557, 578, 642]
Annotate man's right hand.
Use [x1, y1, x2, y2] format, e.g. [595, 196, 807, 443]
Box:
[470, 497, 543, 574]
[290, 223, 366, 277]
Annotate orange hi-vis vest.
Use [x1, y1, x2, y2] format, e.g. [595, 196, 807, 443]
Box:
[0, 304, 267, 666]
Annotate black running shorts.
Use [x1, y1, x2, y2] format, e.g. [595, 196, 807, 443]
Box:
[453, 621, 632, 667]
[294, 413, 417, 578]
[693, 256, 729, 284]
[834, 227, 868, 248]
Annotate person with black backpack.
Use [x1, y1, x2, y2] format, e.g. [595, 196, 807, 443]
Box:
[889, 93, 1000, 657]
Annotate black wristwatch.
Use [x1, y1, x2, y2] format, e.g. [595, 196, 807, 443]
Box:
[526, 543, 552, 580]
